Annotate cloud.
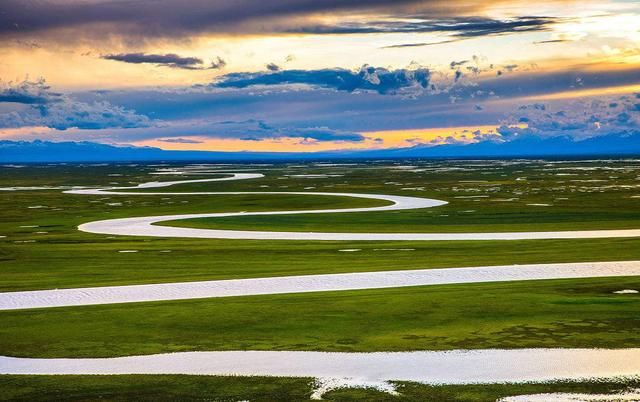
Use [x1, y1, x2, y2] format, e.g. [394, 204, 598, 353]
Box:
[0, 79, 151, 130]
[382, 39, 458, 48]
[295, 16, 556, 36]
[2, 117, 368, 144]
[0, 78, 63, 104]
[208, 119, 365, 142]
[210, 57, 227, 69]
[499, 96, 640, 140]
[212, 65, 430, 94]
[33, 62, 640, 144]
[533, 39, 571, 44]
[450, 60, 469, 69]
[421, 62, 640, 103]
[353, 16, 558, 48]
[7, 59, 640, 147]
[53, 84, 483, 144]
[1, 0, 537, 43]
[158, 137, 204, 144]
[102, 53, 225, 70]
[266, 63, 280, 71]
[0, 0, 425, 39]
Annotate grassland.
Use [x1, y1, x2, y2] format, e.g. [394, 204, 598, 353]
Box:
[5, 236, 640, 291]
[1, 160, 639, 400]
[1, 376, 639, 401]
[163, 160, 640, 233]
[2, 277, 639, 358]
[2, 161, 640, 291]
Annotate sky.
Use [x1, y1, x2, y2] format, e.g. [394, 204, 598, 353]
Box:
[0, 0, 639, 153]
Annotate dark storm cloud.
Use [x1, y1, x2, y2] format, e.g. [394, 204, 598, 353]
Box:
[212, 65, 431, 94]
[102, 53, 226, 70]
[0, 0, 424, 38]
[0, 0, 551, 43]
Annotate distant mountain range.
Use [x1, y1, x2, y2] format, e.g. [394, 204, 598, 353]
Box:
[2, 133, 640, 163]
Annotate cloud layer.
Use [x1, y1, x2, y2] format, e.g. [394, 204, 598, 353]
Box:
[295, 16, 556, 36]
[0, 79, 151, 130]
[102, 53, 226, 70]
[0, 0, 424, 39]
[155, 119, 367, 143]
[212, 65, 431, 94]
[500, 95, 640, 140]
[1, 0, 562, 46]
[3, 62, 640, 151]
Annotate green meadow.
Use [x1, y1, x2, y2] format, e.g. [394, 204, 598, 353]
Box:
[1, 160, 640, 400]
[1, 376, 638, 402]
[1, 277, 640, 358]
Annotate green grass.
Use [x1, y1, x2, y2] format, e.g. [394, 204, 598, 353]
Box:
[326, 380, 640, 402]
[166, 209, 640, 233]
[1, 161, 640, 291]
[3, 237, 640, 291]
[159, 160, 640, 233]
[0, 375, 314, 402]
[0, 376, 638, 402]
[2, 277, 639, 358]
[2, 161, 640, 399]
